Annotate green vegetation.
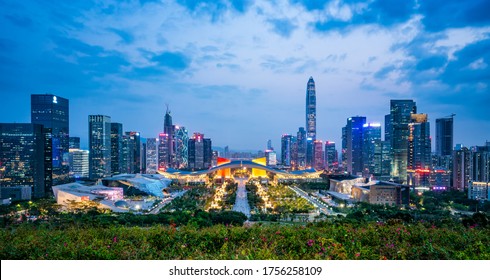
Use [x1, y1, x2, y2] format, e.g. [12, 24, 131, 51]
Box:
[1, 220, 489, 260]
[268, 184, 315, 213]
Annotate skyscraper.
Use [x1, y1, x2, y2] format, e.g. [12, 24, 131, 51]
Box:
[408, 114, 431, 170]
[305, 77, 316, 166]
[281, 134, 293, 167]
[174, 126, 189, 169]
[157, 133, 169, 171]
[344, 116, 366, 175]
[453, 146, 470, 192]
[69, 149, 89, 179]
[31, 94, 69, 186]
[390, 100, 417, 183]
[470, 143, 490, 183]
[89, 115, 111, 180]
[164, 106, 175, 167]
[362, 123, 382, 176]
[313, 140, 324, 170]
[324, 141, 338, 171]
[188, 133, 212, 170]
[146, 138, 158, 174]
[297, 127, 306, 168]
[69, 137, 80, 149]
[125, 132, 141, 173]
[110, 123, 123, 175]
[0, 123, 46, 198]
[436, 116, 454, 157]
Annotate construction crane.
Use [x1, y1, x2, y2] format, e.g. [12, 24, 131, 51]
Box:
[444, 113, 456, 119]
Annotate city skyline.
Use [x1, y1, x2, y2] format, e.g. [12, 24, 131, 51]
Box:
[1, 0, 490, 150]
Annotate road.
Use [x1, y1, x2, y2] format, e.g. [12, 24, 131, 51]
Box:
[288, 185, 340, 216]
[149, 190, 187, 214]
[232, 178, 251, 218]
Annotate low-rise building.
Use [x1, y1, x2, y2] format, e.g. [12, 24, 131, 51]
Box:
[468, 181, 489, 200]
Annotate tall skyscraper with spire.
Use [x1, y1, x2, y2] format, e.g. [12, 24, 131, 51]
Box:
[305, 77, 316, 167]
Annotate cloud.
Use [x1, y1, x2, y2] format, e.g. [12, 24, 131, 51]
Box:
[307, 0, 417, 33]
[419, 0, 490, 32]
[151, 51, 191, 70]
[441, 38, 490, 85]
[267, 18, 298, 38]
[108, 28, 135, 44]
[176, 0, 253, 21]
[3, 14, 33, 28]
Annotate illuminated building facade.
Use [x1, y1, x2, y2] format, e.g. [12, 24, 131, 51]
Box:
[0, 123, 46, 199]
[470, 143, 490, 183]
[389, 99, 417, 184]
[157, 133, 169, 171]
[408, 114, 431, 171]
[188, 133, 212, 170]
[31, 94, 70, 186]
[265, 150, 277, 166]
[164, 106, 175, 166]
[325, 141, 338, 171]
[362, 123, 382, 177]
[174, 126, 189, 169]
[89, 115, 111, 180]
[68, 149, 89, 179]
[281, 134, 293, 167]
[297, 127, 306, 168]
[468, 181, 489, 201]
[453, 146, 470, 191]
[313, 140, 324, 170]
[344, 116, 366, 175]
[110, 123, 123, 175]
[305, 77, 316, 166]
[145, 138, 158, 174]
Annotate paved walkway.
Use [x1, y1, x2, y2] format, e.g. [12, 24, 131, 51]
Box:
[232, 178, 251, 218]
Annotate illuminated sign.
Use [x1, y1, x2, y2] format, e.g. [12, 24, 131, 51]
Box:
[53, 96, 58, 104]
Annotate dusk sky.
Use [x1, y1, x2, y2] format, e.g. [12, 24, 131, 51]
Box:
[1, 0, 489, 151]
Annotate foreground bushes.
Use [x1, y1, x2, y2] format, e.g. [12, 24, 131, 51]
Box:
[1, 221, 489, 260]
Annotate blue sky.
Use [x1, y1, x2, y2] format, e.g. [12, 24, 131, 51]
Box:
[1, 0, 489, 151]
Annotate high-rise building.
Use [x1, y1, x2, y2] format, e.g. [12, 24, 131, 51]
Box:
[384, 114, 391, 144]
[158, 133, 169, 171]
[380, 141, 392, 181]
[389, 100, 417, 183]
[470, 143, 490, 183]
[146, 138, 158, 174]
[174, 126, 189, 169]
[313, 140, 324, 170]
[125, 132, 141, 173]
[188, 133, 212, 170]
[265, 150, 277, 166]
[31, 94, 70, 186]
[344, 116, 366, 175]
[141, 141, 147, 173]
[69, 137, 80, 149]
[291, 136, 298, 168]
[164, 106, 175, 167]
[453, 146, 470, 192]
[362, 123, 382, 176]
[325, 141, 338, 171]
[267, 140, 273, 150]
[305, 77, 316, 166]
[68, 149, 89, 179]
[110, 123, 123, 175]
[89, 115, 111, 180]
[0, 123, 46, 199]
[341, 126, 347, 171]
[297, 127, 306, 168]
[281, 134, 293, 167]
[436, 117, 454, 157]
[408, 114, 431, 170]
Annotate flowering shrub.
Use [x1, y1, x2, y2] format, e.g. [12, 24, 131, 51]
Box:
[1, 221, 488, 260]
